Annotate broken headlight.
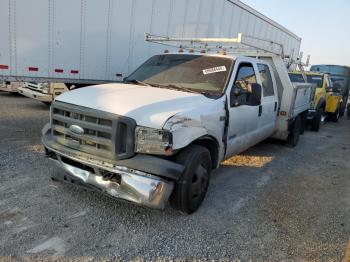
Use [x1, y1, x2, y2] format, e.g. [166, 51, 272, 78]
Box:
[135, 126, 173, 155]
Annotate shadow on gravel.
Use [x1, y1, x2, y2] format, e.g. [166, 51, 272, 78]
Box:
[21, 102, 50, 111]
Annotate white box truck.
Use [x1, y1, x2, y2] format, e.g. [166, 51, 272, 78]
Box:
[42, 34, 314, 213]
[0, 0, 302, 103]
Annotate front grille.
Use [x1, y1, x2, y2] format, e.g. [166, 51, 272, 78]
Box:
[51, 101, 136, 160]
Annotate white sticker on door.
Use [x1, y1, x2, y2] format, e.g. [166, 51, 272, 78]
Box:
[203, 66, 227, 75]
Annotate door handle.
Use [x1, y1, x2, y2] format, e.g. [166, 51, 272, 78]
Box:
[274, 101, 278, 112]
[258, 105, 262, 117]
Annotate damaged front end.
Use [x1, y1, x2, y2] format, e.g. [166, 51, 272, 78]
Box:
[42, 123, 184, 209]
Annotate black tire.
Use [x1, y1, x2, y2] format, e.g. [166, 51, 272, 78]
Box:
[339, 102, 345, 116]
[329, 107, 340, 122]
[170, 145, 211, 214]
[286, 116, 301, 148]
[299, 112, 307, 135]
[311, 108, 323, 132]
[347, 104, 350, 119]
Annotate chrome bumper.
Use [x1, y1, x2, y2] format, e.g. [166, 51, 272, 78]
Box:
[50, 153, 174, 209]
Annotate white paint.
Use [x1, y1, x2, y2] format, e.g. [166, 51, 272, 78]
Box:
[28, 237, 66, 257]
[56, 83, 211, 129]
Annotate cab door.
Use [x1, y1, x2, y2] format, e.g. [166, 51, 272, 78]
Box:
[256, 63, 278, 140]
[225, 61, 262, 158]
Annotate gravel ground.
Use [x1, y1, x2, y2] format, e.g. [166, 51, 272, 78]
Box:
[0, 92, 349, 260]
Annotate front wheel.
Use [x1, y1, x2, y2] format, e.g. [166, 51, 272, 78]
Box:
[170, 145, 211, 214]
[286, 116, 301, 148]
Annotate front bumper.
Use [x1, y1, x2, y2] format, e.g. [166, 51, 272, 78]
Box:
[42, 124, 184, 209]
[18, 87, 52, 102]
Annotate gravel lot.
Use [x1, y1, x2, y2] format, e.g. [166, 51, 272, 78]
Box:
[0, 92, 349, 260]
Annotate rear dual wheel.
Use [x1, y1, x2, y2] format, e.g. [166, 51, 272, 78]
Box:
[170, 145, 211, 214]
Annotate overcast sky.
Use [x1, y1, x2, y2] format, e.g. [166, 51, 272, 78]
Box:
[240, 0, 350, 67]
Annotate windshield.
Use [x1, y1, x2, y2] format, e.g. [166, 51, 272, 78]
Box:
[306, 75, 323, 87]
[125, 54, 234, 96]
[289, 73, 305, 83]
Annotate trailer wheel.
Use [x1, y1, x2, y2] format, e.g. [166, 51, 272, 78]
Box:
[329, 107, 340, 122]
[170, 145, 211, 214]
[287, 116, 301, 148]
[311, 108, 323, 132]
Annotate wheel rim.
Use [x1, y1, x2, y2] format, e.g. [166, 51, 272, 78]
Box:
[191, 164, 208, 201]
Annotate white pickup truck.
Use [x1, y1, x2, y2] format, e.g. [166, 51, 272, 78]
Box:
[42, 50, 314, 214]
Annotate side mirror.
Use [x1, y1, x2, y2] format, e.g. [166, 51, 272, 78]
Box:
[248, 83, 262, 106]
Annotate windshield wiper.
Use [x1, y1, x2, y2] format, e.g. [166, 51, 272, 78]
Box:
[147, 83, 203, 95]
[124, 79, 151, 87]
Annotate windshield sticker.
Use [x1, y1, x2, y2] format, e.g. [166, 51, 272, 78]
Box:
[203, 66, 227, 75]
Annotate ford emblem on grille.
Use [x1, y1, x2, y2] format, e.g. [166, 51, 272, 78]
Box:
[69, 125, 84, 135]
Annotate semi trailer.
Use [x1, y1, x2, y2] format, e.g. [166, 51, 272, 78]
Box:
[0, 0, 302, 103]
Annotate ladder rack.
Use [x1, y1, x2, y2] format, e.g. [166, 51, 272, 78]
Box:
[145, 33, 285, 58]
[145, 33, 310, 71]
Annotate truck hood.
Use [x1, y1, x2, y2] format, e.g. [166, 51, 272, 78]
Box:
[55, 83, 212, 128]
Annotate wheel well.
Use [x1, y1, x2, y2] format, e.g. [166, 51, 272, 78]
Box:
[191, 136, 219, 169]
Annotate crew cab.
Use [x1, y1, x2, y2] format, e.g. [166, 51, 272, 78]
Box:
[42, 52, 314, 213]
[289, 71, 342, 127]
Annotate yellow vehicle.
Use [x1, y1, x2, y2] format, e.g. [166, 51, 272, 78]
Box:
[289, 71, 342, 131]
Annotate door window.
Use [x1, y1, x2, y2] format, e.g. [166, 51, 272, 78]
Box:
[231, 63, 257, 106]
[258, 64, 274, 96]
